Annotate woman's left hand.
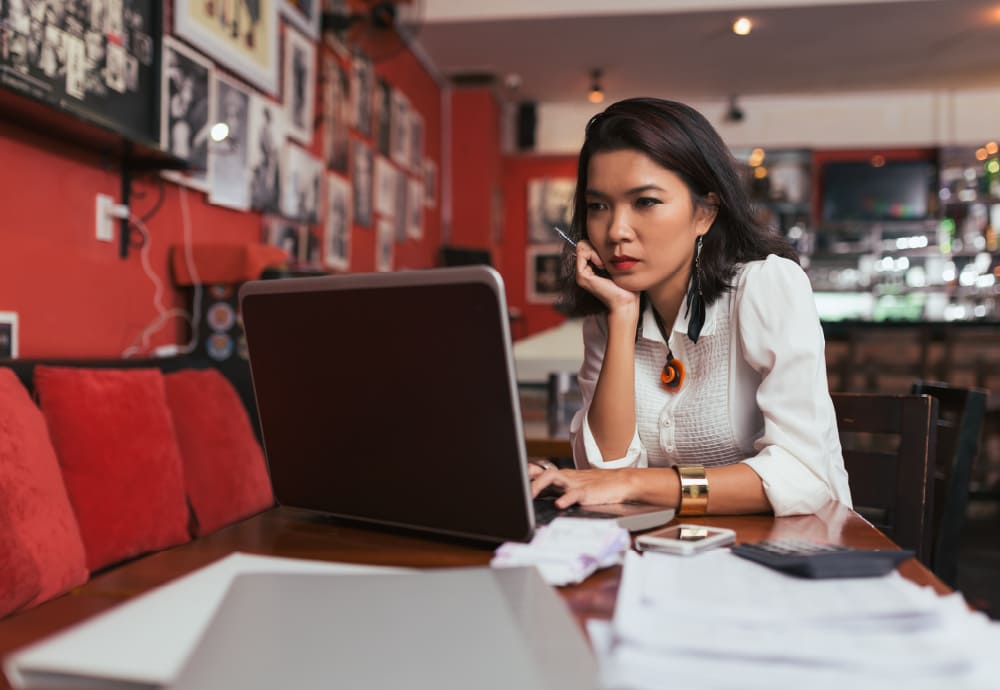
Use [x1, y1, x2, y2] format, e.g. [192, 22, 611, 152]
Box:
[528, 464, 638, 510]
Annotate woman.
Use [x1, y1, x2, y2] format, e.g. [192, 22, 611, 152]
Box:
[529, 98, 851, 517]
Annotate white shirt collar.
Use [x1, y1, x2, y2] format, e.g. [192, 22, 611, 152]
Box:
[639, 292, 719, 344]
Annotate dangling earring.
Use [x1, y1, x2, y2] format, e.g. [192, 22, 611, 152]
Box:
[685, 236, 706, 344]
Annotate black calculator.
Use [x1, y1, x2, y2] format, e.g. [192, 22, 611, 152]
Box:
[731, 540, 915, 579]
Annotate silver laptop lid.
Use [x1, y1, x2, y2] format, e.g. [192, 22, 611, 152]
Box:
[239, 266, 535, 543]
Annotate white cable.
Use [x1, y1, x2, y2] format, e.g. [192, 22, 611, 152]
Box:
[177, 186, 202, 355]
[121, 218, 192, 358]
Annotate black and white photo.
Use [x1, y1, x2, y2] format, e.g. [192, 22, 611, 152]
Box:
[161, 36, 214, 191]
[409, 109, 423, 173]
[351, 52, 373, 136]
[394, 167, 408, 242]
[248, 94, 286, 213]
[527, 177, 575, 244]
[374, 155, 396, 218]
[281, 143, 323, 223]
[325, 174, 351, 271]
[375, 78, 392, 155]
[527, 244, 564, 304]
[322, 54, 349, 173]
[208, 75, 252, 210]
[423, 159, 437, 209]
[0, 311, 18, 359]
[407, 177, 423, 240]
[283, 27, 316, 145]
[262, 215, 306, 265]
[376, 217, 394, 272]
[352, 140, 373, 228]
[390, 89, 410, 167]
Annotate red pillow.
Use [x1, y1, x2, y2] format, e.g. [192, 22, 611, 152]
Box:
[34, 366, 191, 571]
[0, 368, 87, 616]
[164, 369, 274, 535]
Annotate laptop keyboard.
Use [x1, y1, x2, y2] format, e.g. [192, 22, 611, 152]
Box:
[533, 498, 620, 525]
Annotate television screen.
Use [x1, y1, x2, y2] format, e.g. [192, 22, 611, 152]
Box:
[821, 160, 936, 222]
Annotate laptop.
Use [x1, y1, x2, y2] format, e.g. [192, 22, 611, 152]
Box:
[170, 567, 600, 690]
[239, 265, 674, 544]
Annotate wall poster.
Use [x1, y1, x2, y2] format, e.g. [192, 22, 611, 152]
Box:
[0, 0, 160, 144]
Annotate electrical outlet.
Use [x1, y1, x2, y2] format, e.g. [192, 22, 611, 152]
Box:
[95, 193, 114, 242]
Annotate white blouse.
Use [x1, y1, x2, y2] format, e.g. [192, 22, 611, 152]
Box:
[571, 254, 853, 517]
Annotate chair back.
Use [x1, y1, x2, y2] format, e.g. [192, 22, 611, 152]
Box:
[831, 392, 938, 566]
[910, 381, 987, 587]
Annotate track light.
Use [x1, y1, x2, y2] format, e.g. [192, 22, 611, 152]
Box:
[588, 69, 605, 104]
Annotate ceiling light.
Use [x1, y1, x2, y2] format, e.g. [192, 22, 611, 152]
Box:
[732, 17, 753, 36]
[588, 69, 605, 104]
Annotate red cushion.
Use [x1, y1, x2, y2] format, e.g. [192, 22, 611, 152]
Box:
[0, 368, 87, 616]
[164, 369, 273, 535]
[34, 366, 191, 571]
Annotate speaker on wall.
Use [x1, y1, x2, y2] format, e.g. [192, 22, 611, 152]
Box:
[516, 101, 537, 151]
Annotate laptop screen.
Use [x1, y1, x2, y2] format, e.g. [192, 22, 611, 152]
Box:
[240, 267, 534, 543]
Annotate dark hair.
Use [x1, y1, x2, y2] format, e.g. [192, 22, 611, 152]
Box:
[559, 97, 797, 316]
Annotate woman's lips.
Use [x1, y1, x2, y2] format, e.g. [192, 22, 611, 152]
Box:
[609, 256, 639, 270]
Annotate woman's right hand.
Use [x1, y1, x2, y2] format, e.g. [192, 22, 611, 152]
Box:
[575, 239, 639, 313]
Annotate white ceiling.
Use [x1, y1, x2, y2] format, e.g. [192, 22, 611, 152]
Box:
[410, 0, 1000, 104]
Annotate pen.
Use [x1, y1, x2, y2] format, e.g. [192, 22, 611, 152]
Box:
[552, 226, 576, 247]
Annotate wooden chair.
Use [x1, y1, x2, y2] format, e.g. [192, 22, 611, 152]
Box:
[910, 381, 987, 588]
[831, 392, 938, 566]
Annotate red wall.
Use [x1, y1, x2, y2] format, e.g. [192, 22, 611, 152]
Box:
[500, 154, 577, 338]
[0, 39, 442, 358]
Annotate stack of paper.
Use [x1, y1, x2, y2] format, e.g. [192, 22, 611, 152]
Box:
[491, 517, 629, 586]
[590, 550, 1000, 690]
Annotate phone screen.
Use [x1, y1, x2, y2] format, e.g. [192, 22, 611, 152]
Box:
[656, 525, 713, 541]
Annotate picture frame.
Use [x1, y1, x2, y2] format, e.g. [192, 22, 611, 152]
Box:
[423, 159, 437, 209]
[351, 52, 374, 137]
[283, 27, 317, 145]
[376, 217, 395, 272]
[322, 55, 350, 173]
[352, 140, 374, 228]
[374, 155, 397, 218]
[325, 174, 352, 271]
[526, 243, 564, 304]
[407, 177, 423, 240]
[280, 143, 323, 223]
[160, 37, 215, 192]
[248, 94, 286, 213]
[174, 0, 280, 95]
[0, 311, 18, 359]
[282, 0, 322, 40]
[208, 74, 253, 210]
[262, 215, 306, 266]
[526, 177, 575, 244]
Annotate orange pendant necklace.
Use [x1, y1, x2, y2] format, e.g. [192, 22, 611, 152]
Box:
[651, 306, 685, 391]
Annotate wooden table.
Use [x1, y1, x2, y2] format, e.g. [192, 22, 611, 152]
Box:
[0, 503, 948, 690]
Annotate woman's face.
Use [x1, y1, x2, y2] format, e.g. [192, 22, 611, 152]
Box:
[584, 149, 716, 304]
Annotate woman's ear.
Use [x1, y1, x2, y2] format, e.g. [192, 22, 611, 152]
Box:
[696, 193, 720, 233]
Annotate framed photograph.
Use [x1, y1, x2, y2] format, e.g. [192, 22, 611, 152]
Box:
[174, 0, 280, 95]
[352, 140, 374, 228]
[322, 55, 350, 173]
[527, 177, 575, 244]
[394, 168, 408, 242]
[423, 159, 437, 209]
[351, 52, 374, 136]
[374, 155, 396, 218]
[248, 94, 286, 213]
[527, 244, 564, 304]
[262, 215, 305, 265]
[408, 109, 423, 173]
[280, 143, 323, 223]
[302, 227, 322, 269]
[208, 75, 252, 210]
[374, 79, 392, 156]
[0, 311, 18, 359]
[376, 217, 394, 272]
[325, 174, 352, 271]
[407, 178, 423, 240]
[283, 27, 317, 145]
[282, 0, 321, 39]
[160, 37, 215, 191]
[389, 89, 410, 167]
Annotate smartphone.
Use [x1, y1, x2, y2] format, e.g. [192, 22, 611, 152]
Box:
[635, 524, 736, 556]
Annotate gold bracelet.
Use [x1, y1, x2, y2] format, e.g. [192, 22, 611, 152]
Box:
[676, 465, 708, 516]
